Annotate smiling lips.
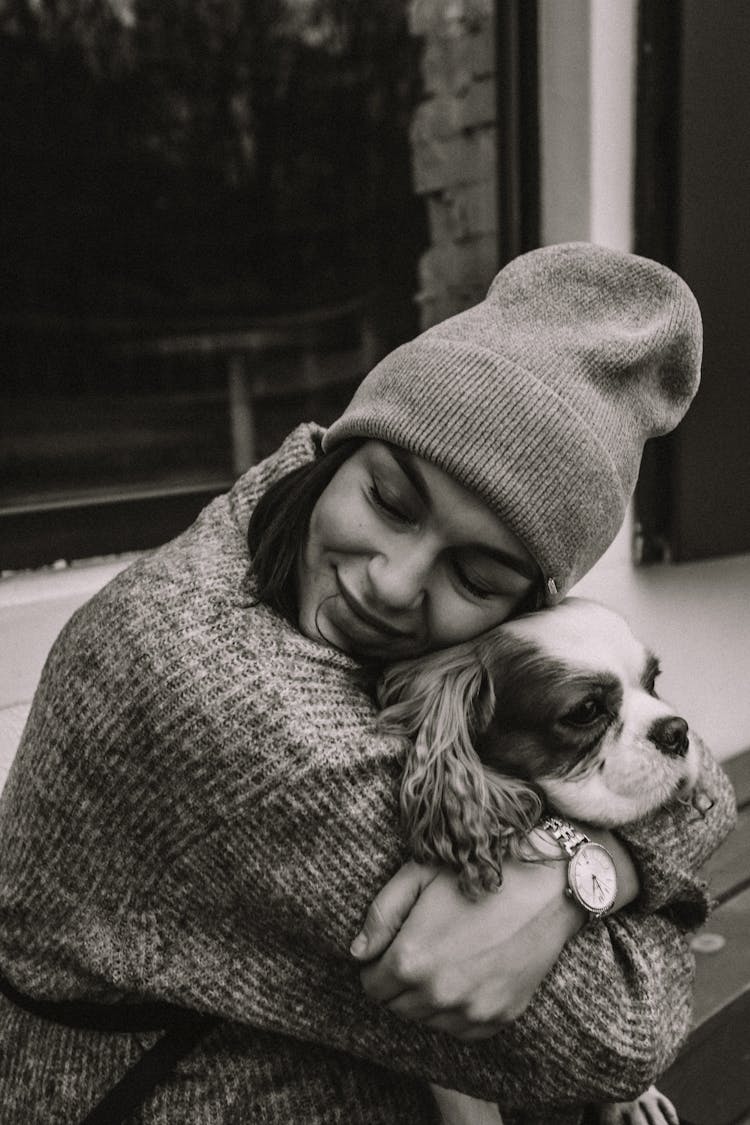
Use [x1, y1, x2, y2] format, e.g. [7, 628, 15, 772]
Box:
[335, 574, 412, 640]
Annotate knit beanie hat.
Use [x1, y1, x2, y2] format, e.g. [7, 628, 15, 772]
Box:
[323, 242, 702, 602]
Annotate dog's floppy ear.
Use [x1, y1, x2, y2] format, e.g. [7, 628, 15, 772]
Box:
[378, 639, 542, 898]
[377, 638, 495, 754]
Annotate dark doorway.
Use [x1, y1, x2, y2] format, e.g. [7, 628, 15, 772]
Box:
[635, 0, 750, 563]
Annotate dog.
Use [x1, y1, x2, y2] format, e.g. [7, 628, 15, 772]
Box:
[377, 596, 701, 899]
[377, 598, 701, 1125]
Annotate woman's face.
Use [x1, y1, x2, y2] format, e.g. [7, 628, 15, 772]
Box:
[297, 442, 537, 661]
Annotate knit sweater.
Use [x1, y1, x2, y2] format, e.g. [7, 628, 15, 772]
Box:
[0, 424, 736, 1124]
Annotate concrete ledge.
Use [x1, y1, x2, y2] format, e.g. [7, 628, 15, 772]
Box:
[0, 555, 136, 709]
[0, 704, 30, 790]
[0, 556, 138, 790]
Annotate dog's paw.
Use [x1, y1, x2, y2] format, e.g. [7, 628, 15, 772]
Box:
[595, 1085, 679, 1125]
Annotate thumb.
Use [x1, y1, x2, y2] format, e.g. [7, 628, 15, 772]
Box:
[350, 860, 438, 962]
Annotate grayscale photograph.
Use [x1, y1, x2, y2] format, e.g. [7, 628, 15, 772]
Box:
[0, 1, 747, 1122]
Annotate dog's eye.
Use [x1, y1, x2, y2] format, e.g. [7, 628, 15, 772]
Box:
[563, 698, 605, 726]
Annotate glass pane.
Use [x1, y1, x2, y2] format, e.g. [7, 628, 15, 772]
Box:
[0, 1, 427, 549]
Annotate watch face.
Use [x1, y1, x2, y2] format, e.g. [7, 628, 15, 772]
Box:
[569, 843, 617, 915]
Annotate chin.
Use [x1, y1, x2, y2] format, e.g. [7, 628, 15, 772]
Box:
[377, 597, 707, 896]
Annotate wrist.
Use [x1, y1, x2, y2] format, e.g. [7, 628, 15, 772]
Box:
[535, 816, 639, 919]
[524, 827, 590, 933]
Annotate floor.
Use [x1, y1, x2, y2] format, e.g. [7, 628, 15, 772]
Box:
[661, 749, 750, 1125]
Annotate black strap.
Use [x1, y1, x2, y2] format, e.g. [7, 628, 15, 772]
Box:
[80, 1016, 216, 1125]
[0, 969, 217, 1124]
[0, 968, 206, 1033]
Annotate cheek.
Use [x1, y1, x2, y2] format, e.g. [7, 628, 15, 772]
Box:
[428, 596, 517, 650]
[299, 484, 356, 619]
[308, 479, 370, 559]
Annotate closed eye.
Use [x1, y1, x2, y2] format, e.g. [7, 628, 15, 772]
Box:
[453, 562, 495, 599]
[451, 549, 533, 602]
[368, 480, 415, 526]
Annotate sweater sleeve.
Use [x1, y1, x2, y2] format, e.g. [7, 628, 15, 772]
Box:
[484, 910, 696, 1110]
[615, 734, 737, 927]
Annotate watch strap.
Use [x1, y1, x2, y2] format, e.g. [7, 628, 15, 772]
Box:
[539, 814, 590, 858]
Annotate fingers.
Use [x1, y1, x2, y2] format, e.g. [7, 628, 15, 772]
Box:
[383, 1000, 502, 1041]
[421, 1015, 504, 1042]
[627, 1085, 679, 1125]
[642, 1086, 680, 1125]
[358, 936, 427, 1004]
[595, 1087, 680, 1125]
[596, 1103, 649, 1125]
[349, 860, 438, 963]
[363, 975, 506, 1040]
[653, 1091, 680, 1125]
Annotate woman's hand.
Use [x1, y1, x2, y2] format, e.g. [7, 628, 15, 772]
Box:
[350, 828, 640, 1041]
[596, 1085, 680, 1125]
[350, 852, 583, 1040]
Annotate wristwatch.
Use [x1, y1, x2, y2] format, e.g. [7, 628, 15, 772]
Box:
[540, 815, 618, 920]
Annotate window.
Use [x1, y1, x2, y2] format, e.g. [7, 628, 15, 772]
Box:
[1, 0, 427, 568]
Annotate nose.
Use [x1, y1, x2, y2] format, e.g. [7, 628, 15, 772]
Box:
[367, 548, 428, 612]
[649, 715, 690, 758]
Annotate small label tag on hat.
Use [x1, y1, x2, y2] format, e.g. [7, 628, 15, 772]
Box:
[546, 577, 558, 597]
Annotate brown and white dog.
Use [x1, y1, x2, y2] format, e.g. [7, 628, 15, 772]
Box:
[378, 597, 699, 1125]
[378, 597, 701, 898]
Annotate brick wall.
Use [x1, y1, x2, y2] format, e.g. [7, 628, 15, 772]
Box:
[409, 0, 499, 329]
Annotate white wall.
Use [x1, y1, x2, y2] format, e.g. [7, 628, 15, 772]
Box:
[538, 0, 750, 762]
[539, 0, 636, 252]
[573, 548, 750, 763]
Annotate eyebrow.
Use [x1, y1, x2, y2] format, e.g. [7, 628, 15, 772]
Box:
[641, 651, 661, 684]
[563, 671, 622, 696]
[387, 446, 538, 582]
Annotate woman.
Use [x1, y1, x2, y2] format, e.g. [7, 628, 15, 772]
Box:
[0, 243, 736, 1124]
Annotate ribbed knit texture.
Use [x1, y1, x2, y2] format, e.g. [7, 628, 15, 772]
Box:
[324, 243, 702, 599]
[0, 425, 735, 1123]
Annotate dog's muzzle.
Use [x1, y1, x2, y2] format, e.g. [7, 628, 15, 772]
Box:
[649, 715, 690, 757]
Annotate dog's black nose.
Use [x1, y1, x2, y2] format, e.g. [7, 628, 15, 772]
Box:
[650, 716, 690, 757]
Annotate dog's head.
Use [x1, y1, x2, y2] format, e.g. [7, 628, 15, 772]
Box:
[378, 597, 700, 896]
[474, 598, 699, 822]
